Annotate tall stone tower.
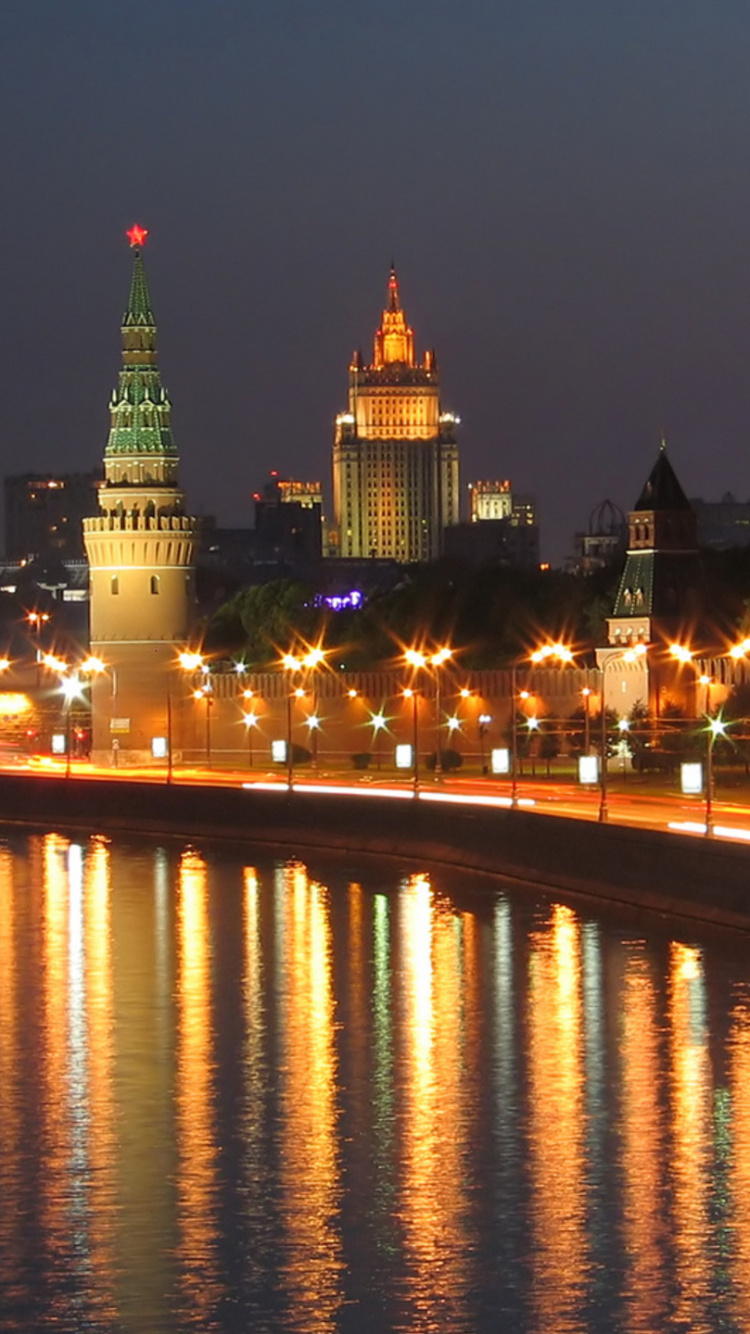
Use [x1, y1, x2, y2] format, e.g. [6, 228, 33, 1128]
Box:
[83, 227, 198, 763]
[332, 267, 460, 561]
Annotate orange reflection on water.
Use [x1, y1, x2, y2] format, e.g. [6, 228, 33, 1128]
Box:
[619, 946, 667, 1331]
[398, 873, 473, 1326]
[0, 844, 21, 1304]
[668, 942, 713, 1332]
[527, 902, 587, 1333]
[82, 836, 117, 1323]
[728, 995, 750, 1321]
[242, 865, 269, 1203]
[175, 848, 222, 1323]
[277, 860, 343, 1332]
[39, 834, 71, 1271]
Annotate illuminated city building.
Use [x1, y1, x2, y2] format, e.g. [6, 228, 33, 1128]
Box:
[82, 227, 198, 762]
[5, 471, 101, 562]
[445, 478, 539, 567]
[332, 267, 460, 561]
[253, 473, 323, 565]
[468, 479, 513, 522]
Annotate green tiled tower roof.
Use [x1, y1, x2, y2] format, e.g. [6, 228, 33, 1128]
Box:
[123, 251, 155, 327]
[105, 243, 177, 459]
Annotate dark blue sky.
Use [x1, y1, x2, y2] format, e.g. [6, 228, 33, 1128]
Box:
[2, 0, 750, 562]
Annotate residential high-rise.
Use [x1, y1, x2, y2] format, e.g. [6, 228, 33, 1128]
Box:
[82, 227, 198, 762]
[332, 268, 460, 561]
[5, 471, 101, 562]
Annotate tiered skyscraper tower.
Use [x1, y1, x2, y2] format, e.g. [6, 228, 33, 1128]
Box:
[332, 268, 460, 561]
[83, 227, 197, 763]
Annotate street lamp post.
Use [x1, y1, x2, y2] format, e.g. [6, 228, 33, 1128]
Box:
[598, 643, 647, 822]
[193, 684, 213, 768]
[371, 712, 387, 770]
[167, 692, 173, 784]
[705, 717, 726, 838]
[281, 645, 326, 789]
[510, 666, 518, 805]
[402, 688, 419, 792]
[404, 646, 453, 782]
[582, 687, 592, 754]
[243, 711, 258, 767]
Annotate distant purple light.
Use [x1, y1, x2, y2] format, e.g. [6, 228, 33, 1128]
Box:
[314, 590, 363, 612]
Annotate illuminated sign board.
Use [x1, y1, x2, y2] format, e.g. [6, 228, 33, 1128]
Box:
[578, 755, 599, 784]
[681, 762, 703, 795]
[395, 743, 413, 769]
[491, 747, 510, 774]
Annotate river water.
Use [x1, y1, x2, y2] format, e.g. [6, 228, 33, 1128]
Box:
[0, 828, 749, 1333]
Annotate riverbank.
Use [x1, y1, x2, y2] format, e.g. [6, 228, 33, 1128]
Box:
[4, 768, 750, 929]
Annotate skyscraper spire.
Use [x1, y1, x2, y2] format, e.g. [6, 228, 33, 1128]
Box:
[388, 262, 400, 311]
[374, 264, 414, 367]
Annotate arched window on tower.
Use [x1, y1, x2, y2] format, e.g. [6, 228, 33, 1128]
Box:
[111, 576, 119, 595]
[150, 575, 160, 595]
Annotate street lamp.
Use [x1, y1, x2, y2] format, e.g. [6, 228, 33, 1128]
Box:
[27, 611, 50, 684]
[581, 687, 592, 754]
[705, 716, 727, 838]
[404, 646, 453, 781]
[370, 711, 388, 770]
[599, 643, 647, 821]
[281, 645, 327, 787]
[243, 710, 259, 767]
[193, 682, 213, 768]
[59, 670, 84, 778]
[402, 687, 419, 792]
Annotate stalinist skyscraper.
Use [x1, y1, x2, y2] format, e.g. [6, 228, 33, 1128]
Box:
[83, 227, 198, 763]
[332, 268, 460, 561]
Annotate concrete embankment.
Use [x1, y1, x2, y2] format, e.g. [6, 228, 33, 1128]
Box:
[2, 770, 749, 929]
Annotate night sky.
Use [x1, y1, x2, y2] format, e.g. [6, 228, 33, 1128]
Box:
[2, 0, 750, 563]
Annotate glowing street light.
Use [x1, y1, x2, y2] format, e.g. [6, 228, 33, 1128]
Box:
[243, 710, 259, 767]
[192, 682, 213, 768]
[598, 642, 648, 821]
[705, 715, 728, 837]
[281, 644, 326, 786]
[178, 650, 204, 672]
[402, 687, 419, 791]
[404, 645, 453, 781]
[370, 710, 388, 770]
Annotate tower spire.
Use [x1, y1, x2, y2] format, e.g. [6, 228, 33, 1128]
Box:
[106, 229, 177, 465]
[124, 250, 155, 327]
[388, 262, 400, 312]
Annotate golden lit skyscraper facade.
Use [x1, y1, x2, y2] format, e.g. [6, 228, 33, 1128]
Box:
[332, 269, 460, 561]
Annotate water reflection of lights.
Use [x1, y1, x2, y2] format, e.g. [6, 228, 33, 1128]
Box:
[527, 903, 587, 1331]
[399, 872, 473, 1322]
[277, 860, 343, 1330]
[0, 844, 19, 1304]
[620, 945, 666, 1328]
[176, 849, 222, 1322]
[668, 941, 712, 1328]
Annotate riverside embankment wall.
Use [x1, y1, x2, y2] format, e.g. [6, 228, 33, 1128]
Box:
[3, 771, 750, 929]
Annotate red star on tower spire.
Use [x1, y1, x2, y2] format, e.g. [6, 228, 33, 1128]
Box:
[126, 224, 148, 248]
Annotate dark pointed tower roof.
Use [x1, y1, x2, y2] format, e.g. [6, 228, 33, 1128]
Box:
[633, 441, 692, 512]
[610, 442, 703, 628]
